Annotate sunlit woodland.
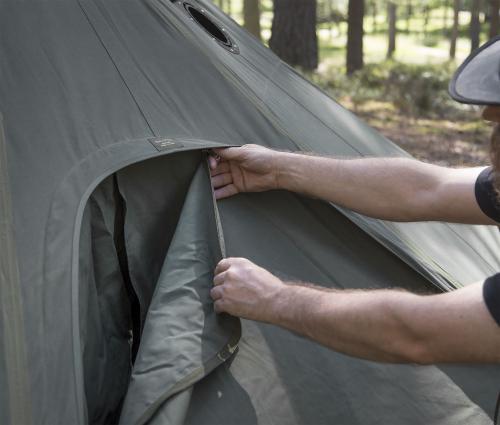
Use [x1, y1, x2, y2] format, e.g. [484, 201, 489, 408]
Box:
[218, 0, 499, 166]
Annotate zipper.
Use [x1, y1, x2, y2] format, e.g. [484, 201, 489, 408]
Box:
[204, 151, 227, 259]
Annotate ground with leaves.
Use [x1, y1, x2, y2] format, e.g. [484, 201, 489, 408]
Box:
[343, 99, 493, 167]
[310, 60, 494, 168]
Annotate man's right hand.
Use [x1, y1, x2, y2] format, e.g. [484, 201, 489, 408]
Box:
[209, 144, 282, 200]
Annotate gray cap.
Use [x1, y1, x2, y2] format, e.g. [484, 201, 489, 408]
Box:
[449, 36, 500, 105]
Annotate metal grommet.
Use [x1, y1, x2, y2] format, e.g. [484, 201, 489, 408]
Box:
[182, 2, 239, 55]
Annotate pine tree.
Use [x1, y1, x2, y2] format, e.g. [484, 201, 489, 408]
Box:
[346, 0, 365, 74]
[243, 0, 261, 40]
[269, 0, 318, 70]
[470, 0, 482, 52]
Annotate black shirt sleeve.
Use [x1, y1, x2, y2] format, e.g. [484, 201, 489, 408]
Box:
[484, 274, 500, 326]
[475, 166, 500, 223]
[475, 168, 500, 325]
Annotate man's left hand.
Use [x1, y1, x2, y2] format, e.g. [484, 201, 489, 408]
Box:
[210, 257, 285, 322]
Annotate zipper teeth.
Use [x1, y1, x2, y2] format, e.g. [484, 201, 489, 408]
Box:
[204, 154, 227, 258]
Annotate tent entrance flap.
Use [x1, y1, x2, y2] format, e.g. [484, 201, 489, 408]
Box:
[78, 150, 240, 425]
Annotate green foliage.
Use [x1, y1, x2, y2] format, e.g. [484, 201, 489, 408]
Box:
[422, 33, 440, 47]
[382, 62, 454, 116]
[313, 61, 463, 118]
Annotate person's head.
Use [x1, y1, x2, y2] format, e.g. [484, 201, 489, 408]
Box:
[449, 36, 500, 191]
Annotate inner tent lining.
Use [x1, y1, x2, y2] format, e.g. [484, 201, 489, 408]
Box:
[78, 151, 203, 423]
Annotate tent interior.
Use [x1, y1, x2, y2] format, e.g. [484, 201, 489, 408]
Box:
[79, 150, 499, 424]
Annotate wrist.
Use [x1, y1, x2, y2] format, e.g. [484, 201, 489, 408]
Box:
[261, 281, 287, 324]
[269, 284, 322, 329]
[275, 152, 305, 192]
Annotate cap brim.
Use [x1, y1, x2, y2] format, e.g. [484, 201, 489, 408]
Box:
[449, 35, 500, 106]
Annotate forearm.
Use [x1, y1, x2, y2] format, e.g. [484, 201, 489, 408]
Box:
[276, 153, 449, 221]
[212, 145, 488, 223]
[213, 258, 500, 364]
[270, 284, 429, 363]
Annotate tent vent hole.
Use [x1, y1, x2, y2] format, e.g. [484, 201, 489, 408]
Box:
[183, 3, 239, 54]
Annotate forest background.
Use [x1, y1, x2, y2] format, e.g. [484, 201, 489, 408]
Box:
[216, 0, 499, 166]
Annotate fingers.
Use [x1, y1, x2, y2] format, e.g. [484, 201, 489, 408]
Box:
[214, 258, 231, 275]
[212, 273, 227, 314]
[208, 154, 218, 170]
[208, 151, 228, 172]
[211, 272, 226, 314]
[210, 161, 230, 176]
[213, 147, 242, 161]
[213, 271, 226, 286]
[208, 148, 242, 200]
[214, 184, 238, 200]
[211, 172, 232, 189]
[209, 161, 237, 199]
[214, 299, 226, 314]
[210, 146, 249, 171]
[212, 257, 254, 316]
[214, 257, 250, 276]
[214, 257, 248, 276]
[210, 285, 223, 300]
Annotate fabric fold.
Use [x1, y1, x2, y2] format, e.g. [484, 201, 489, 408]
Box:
[119, 160, 241, 425]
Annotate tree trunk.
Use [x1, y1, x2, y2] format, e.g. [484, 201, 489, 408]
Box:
[489, 0, 500, 38]
[243, 0, 261, 40]
[328, 0, 334, 41]
[406, 0, 412, 33]
[387, 2, 397, 58]
[423, 5, 430, 35]
[269, 0, 318, 71]
[443, 0, 450, 32]
[346, 0, 365, 74]
[450, 0, 460, 58]
[470, 0, 481, 52]
[372, 0, 377, 33]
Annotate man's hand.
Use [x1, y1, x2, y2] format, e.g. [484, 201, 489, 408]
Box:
[210, 257, 285, 322]
[209, 144, 282, 200]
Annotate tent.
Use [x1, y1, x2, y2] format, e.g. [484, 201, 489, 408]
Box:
[1, 0, 499, 423]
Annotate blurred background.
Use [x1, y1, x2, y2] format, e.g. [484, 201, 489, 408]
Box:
[214, 0, 499, 167]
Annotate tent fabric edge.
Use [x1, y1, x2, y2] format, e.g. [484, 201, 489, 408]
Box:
[0, 113, 32, 425]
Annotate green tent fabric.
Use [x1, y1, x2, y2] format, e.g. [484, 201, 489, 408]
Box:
[1, 0, 499, 424]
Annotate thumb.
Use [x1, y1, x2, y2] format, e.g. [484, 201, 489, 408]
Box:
[213, 147, 244, 161]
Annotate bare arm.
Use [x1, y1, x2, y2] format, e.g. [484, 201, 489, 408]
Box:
[278, 154, 491, 224]
[210, 145, 495, 224]
[211, 258, 500, 364]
